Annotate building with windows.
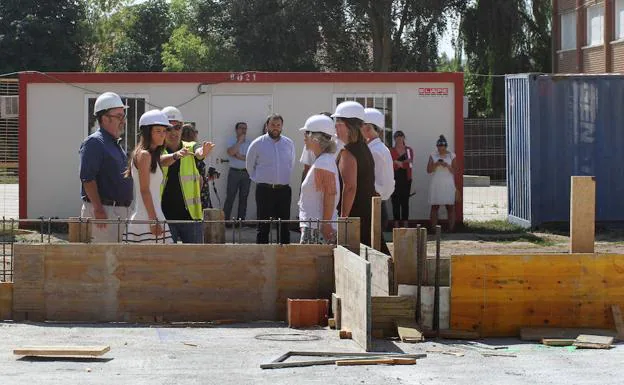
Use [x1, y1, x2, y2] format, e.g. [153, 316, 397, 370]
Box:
[19, 72, 464, 222]
[554, 0, 624, 73]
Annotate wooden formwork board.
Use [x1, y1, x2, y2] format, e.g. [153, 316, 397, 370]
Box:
[334, 245, 371, 351]
[12, 244, 333, 322]
[360, 244, 391, 296]
[0, 282, 13, 320]
[451, 253, 624, 337]
[386, 243, 450, 286]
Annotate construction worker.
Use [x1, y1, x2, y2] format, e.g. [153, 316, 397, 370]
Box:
[362, 108, 395, 250]
[79, 91, 133, 243]
[160, 106, 215, 243]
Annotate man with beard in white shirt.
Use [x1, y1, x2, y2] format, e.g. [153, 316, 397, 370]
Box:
[361, 108, 395, 249]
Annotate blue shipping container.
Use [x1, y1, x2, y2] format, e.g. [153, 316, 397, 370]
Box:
[506, 74, 624, 228]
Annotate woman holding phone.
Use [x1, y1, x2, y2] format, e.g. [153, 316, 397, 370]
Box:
[390, 130, 413, 227]
[427, 135, 457, 232]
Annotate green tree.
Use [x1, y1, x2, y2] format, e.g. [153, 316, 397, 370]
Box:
[162, 25, 214, 71]
[0, 1, 87, 73]
[461, 0, 551, 117]
[100, 0, 172, 72]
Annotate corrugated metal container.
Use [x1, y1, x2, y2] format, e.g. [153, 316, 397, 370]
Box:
[506, 73, 624, 227]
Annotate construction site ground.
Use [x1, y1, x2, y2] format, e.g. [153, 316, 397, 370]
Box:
[1, 321, 622, 385]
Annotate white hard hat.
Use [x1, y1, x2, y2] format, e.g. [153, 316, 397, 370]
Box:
[139, 110, 172, 127]
[299, 115, 335, 137]
[93, 92, 128, 115]
[364, 108, 385, 129]
[331, 101, 365, 121]
[161, 106, 184, 122]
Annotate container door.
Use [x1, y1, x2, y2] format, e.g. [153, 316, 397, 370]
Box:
[506, 75, 532, 227]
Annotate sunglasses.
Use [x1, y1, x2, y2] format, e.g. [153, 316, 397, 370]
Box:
[166, 124, 182, 132]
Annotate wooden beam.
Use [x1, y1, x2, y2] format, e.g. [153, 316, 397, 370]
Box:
[570, 176, 595, 253]
[371, 196, 382, 251]
[14, 346, 110, 357]
[67, 217, 91, 243]
[203, 209, 225, 244]
[336, 357, 416, 366]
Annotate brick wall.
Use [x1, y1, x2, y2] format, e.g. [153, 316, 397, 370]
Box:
[583, 45, 605, 73]
[612, 42, 624, 72]
[557, 50, 578, 73]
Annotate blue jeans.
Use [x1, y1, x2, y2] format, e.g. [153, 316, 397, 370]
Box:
[169, 222, 203, 244]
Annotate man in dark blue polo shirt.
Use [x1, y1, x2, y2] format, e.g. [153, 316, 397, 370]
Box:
[79, 92, 134, 243]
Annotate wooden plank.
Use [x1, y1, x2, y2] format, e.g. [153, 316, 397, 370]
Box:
[611, 305, 624, 340]
[361, 245, 391, 296]
[386, 244, 450, 286]
[336, 357, 416, 366]
[371, 196, 382, 251]
[334, 245, 371, 351]
[14, 346, 110, 357]
[520, 327, 617, 341]
[332, 293, 341, 330]
[392, 229, 418, 290]
[541, 339, 575, 346]
[570, 176, 595, 253]
[0, 282, 12, 320]
[450, 253, 624, 337]
[396, 318, 424, 342]
[337, 217, 360, 253]
[203, 209, 225, 244]
[573, 334, 614, 349]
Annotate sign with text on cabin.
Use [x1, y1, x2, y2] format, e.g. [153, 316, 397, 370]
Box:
[418, 87, 449, 97]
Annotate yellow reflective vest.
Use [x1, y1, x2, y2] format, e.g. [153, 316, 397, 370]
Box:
[161, 141, 203, 220]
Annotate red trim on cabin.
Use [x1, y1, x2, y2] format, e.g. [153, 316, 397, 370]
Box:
[19, 71, 465, 223]
[20, 71, 462, 84]
[18, 77, 28, 220]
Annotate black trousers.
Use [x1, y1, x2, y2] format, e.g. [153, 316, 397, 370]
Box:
[255, 184, 291, 244]
[391, 169, 412, 221]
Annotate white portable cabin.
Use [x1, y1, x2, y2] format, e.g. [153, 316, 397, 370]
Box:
[19, 71, 464, 223]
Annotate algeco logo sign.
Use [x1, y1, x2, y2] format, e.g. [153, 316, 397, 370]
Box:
[418, 88, 449, 96]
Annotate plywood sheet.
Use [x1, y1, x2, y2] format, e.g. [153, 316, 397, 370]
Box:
[570, 176, 595, 253]
[451, 253, 624, 337]
[13, 244, 334, 323]
[334, 245, 371, 351]
[392, 229, 418, 287]
[361, 245, 391, 296]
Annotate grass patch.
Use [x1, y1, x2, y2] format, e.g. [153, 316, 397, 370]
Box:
[461, 219, 528, 234]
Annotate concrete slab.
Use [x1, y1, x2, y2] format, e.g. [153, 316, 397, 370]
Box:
[1, 322, 623, 385]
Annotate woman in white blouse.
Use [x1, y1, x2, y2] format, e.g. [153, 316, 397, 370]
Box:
[298, 115, 340, 244]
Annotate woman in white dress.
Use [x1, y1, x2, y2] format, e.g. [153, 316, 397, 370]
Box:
[124, 110, 174, 243]
[298, 115, 339, 244]
[427, 135, 457, 232]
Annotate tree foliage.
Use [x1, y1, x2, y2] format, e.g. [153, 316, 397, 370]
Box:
[461, 0, 551, 117]
[0, 0, 87, 73]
